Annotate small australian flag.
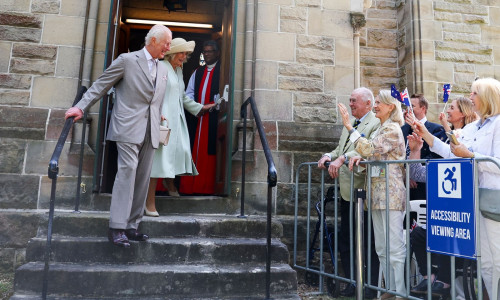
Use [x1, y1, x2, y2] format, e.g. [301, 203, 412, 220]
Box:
[443, 84, 451, 103]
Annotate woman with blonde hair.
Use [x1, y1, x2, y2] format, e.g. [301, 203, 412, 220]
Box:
[411, 77, 500, 299]
[438, 96, 478, 135]
[145, 38, 215, 216]
[339, 89, 407, 299]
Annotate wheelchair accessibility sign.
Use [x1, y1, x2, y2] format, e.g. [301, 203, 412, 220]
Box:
[427, 159, 476, 259]
[438, 163, 461, 198]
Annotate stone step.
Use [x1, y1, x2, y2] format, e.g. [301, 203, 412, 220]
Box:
[26, 236, 290, 264]
[14, 262, 297, 298]
[90, 194, 239, 214]
[38, 212, 283, 239]
[10, 293, 302, 300]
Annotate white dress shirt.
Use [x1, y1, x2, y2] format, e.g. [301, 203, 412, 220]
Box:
[143, 47, 158, 74]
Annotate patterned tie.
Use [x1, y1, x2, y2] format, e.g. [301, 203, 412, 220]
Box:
[344, 119, 361, 152]
[353, 119, 361, 129]
[150, 59, 157, 87]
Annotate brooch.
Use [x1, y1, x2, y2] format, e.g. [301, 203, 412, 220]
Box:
[162, 75, 167, 81]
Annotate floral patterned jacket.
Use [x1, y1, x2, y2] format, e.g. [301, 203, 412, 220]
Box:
[354, 120, 406, 211]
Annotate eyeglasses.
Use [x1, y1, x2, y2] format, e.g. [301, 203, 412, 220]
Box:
[202, 50, 217, 55]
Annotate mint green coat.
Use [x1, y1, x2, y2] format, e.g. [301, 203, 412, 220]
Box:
[150, 61, 202, 178]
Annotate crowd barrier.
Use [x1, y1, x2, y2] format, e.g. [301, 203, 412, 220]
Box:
[293, 157, 500, 300]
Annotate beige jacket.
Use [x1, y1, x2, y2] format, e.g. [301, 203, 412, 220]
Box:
[328, 111, 380, 201]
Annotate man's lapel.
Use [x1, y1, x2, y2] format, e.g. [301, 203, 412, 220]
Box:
[135, 50, 154, 87]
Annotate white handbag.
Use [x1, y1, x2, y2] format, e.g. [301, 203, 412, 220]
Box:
[159, 119, 171, 146]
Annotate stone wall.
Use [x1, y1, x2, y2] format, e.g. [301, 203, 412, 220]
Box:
[361, 0, 399, 95]
[0, 0, 110, 274]
[231, 0, 500, 216]
[397, 0, 499, 121]
[231, 0, 354, 214]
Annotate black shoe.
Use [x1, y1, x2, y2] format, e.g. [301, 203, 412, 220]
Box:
[431, 281, 450, 297]
[107, 228, 130, 248]
[124, 229, 149, 241]
[340, 283, 355, 297]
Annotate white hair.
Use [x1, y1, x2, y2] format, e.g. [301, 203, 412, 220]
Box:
[353, 87, 375, 107]
[145, 24, 171, 46]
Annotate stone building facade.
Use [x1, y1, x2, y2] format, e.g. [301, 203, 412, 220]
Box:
[1, 0, 500, 275]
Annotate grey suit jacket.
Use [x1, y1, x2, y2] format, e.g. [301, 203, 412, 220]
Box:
[75, 49, 168, 148]
[329, 111, 381, 201]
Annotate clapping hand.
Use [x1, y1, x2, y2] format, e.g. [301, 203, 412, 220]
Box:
[407, 132, 423, 153]
[439, 112, 451, 132]
[338, 103, 352, 131]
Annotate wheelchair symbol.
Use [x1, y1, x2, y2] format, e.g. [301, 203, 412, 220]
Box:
[441, 167, 457, 195]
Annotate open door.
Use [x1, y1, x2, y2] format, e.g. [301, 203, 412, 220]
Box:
[94, 0, 234, 196]
[214, 0, 235, 195]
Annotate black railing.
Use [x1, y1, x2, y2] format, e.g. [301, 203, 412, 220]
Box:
[240, 97, 277, 299]
[43, 86, 87, 299]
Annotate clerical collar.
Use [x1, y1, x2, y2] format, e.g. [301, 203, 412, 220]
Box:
[206, 61, 218, 69]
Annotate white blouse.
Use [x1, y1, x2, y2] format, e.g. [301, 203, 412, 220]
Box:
[430, 115, 500, 190]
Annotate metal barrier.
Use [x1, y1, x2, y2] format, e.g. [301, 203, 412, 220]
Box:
[294, 157, 500, 300]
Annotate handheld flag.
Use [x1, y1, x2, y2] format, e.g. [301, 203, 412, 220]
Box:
[400, 87, 411, 107]
[443, 84, 451, 103]
[442, 84, 452, 113]
[391, 84, 402, 102]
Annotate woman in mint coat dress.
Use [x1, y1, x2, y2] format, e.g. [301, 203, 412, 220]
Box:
[145, 38, 215, 216]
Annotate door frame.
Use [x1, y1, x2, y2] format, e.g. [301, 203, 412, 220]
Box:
[93, 0, 238, 196]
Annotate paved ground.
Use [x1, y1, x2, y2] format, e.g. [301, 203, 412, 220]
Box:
[298, 282, 355, 300]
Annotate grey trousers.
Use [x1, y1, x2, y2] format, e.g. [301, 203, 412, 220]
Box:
[109, 128, 155, 230]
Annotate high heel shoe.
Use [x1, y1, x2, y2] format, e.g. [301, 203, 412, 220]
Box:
[168, 190, 180, 197]
[144, 207, 159, 217]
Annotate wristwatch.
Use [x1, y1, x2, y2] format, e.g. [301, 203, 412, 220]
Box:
[343, 154, 348, 162]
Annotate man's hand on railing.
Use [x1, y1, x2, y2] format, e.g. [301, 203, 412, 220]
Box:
[327, 156, 346, 179]
[317, 155, 331, 169]
[65, 107, 84, 121]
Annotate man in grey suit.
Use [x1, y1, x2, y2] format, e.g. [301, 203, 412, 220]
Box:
[317, 87, 381, 298]
[65, 24, 172, 248]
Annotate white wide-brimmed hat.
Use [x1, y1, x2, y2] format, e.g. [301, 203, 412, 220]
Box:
[165, 38, 195, 55]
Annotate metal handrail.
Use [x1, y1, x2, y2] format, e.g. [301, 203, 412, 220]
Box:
[43, 86, 87, 299]
[239, 96, 277, 299]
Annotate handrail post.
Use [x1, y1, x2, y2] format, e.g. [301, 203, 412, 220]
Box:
[42, 171, 58, 299]
[239, 105, 247, 218]
[239, 96, 277, 299]
[74, 111, 88, 213]
[355, 188, 366, 300]
[265, 183, 272, 299]
[42, 86, 86, 299]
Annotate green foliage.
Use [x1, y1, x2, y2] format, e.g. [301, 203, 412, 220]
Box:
[0, 272, 14, 300]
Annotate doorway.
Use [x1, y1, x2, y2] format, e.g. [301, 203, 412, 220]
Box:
[94, 0, 235, 196]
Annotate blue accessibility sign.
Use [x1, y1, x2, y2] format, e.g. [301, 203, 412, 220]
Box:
[426, 158, 476, 259]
